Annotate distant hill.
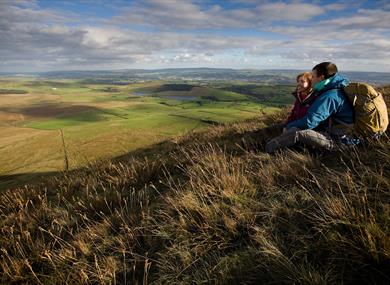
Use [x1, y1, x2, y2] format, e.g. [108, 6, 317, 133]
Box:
[2, 68, 390, 85]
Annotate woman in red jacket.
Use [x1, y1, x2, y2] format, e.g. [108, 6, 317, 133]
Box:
[284, 72, 316, 131]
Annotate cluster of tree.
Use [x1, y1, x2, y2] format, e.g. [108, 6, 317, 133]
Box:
[156, 83, 194, 92]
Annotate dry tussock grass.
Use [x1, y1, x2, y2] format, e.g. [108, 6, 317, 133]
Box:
[1, 92, 389, 284]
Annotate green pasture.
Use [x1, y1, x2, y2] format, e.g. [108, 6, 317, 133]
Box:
[24, 99, 266, 131]
[0, 79, 294, 177]
[213, 83, 295, 106]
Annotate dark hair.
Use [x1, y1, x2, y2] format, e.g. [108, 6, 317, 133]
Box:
[312, 62, 338, 79]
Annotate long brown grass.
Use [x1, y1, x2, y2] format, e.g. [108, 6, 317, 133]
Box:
[1, 90, 389, 284]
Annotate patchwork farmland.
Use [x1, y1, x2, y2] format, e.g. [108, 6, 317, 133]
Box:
[0, 78, 294, 189]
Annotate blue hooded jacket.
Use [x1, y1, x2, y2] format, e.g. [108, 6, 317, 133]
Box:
[286, 73, 354, 130]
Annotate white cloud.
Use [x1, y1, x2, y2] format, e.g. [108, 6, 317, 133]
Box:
[322, 9, 390, 29]
[110, 0, 326, 29]
[256, 2, 325, 21]
[0, 1, 390, 72]
[324, 3, 347, 11]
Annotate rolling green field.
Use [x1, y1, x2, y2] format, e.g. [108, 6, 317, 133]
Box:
[0, 78, 294, 186]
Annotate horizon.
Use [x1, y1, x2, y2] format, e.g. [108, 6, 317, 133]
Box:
[1, 0, 390, 73]
[2, 67, 390, 75]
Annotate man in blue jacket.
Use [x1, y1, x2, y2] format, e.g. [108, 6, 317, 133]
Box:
[266, 62, 355, 153]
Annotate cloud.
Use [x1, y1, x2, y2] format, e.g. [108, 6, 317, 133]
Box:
[259, 6, 390, 67]
[111, 0, 212, 29]
[324, 3, 348, 11]
[322, 9, 390, 29]
[110, 0, 326, 30]
[0, 2, 281, 72]
[0, 0, 74, 28]
[255, 2, 325, 21]
[0, 1, 389, 72]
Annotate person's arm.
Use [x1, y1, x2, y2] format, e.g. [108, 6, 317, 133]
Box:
[286, 92, 339, 130]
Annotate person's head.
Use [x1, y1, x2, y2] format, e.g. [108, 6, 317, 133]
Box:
[296, 72, 312, 93]
[311, 62, 338, 85]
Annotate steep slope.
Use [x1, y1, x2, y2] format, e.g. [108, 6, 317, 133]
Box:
[1, 89, 389, 284]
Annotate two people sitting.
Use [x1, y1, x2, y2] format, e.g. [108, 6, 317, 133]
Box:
[266, 62, 357, 153]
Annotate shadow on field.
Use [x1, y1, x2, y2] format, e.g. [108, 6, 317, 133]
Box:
[0, 103, 102, 119]
[0, 171, 60, 193]
[0, 115, 284, 193]
[23, 81, 77, 87]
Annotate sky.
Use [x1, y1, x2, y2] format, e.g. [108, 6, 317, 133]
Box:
[1, 0, 390, 72]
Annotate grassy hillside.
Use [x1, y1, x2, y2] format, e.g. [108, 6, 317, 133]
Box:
[0, 88, 389, 284]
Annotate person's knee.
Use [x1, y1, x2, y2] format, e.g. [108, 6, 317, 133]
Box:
[265, 128, 300, 153]
[295, 130, 335, 150]
[285, 127, 300, 133]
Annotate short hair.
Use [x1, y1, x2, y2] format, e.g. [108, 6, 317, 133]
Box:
[296, 72, 312, 87]
[312, 62, 338, 79]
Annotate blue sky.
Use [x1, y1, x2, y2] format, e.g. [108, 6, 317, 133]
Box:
[1, 0, 389, 72]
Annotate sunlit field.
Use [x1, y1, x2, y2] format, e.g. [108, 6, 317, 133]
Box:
[0, 78, 293, 186]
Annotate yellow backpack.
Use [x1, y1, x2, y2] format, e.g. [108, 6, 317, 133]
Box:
[343, 82, 388, 137]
